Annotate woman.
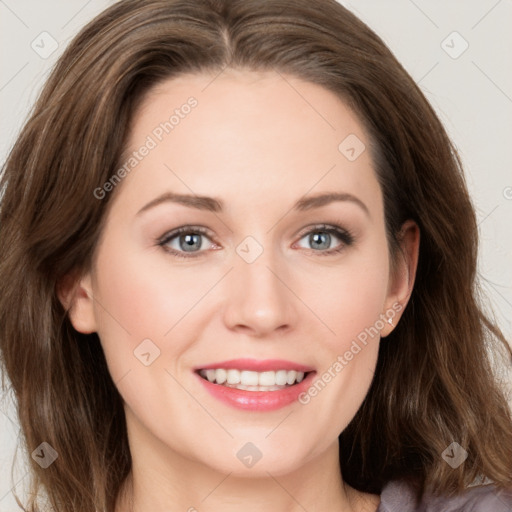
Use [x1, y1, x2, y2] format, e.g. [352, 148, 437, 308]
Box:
[0, 1, 511, 511]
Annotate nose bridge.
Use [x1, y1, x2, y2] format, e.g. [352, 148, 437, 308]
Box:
[222, 235, 296, 335]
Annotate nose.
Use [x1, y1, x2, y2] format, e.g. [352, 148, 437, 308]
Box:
[222, 249, 298, 338]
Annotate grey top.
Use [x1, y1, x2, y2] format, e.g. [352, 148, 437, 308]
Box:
[377, 479, 512, 511]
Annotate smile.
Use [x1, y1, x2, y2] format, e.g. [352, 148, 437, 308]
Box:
[194, 359, 316, 411]
[197, 368, 309, 391]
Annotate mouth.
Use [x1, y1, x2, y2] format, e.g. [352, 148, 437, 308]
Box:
[196, 368, 313, 392]
[193, 359, 316, 411]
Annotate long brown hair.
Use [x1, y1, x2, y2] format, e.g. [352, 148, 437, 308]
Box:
[1, 0, 511, 510]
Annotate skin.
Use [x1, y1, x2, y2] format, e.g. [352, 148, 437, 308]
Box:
[61, 69, 419, 512]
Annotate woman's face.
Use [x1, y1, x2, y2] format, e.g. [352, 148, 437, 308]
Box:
[68, 69, 417, 478]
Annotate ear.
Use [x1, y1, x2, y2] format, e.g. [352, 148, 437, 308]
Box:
[381, 219, 420, 337]
[56, 271, 97, 334]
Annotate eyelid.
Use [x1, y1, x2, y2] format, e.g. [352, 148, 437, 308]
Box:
[295, 222, 350, 239]
[157, 221, 354, 258]
[158, 225, 212, 243]
[293, 223, 354, 252]
[156, 224, 218, 252]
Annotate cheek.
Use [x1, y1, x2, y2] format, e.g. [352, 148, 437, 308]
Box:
[316, 264, 385, 374]
[294, 248, 388, 436]
[301, 245, 390, 350]
[90, 240, 208, 380]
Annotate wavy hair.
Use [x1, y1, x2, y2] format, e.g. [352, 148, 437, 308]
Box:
[0, 0, 511, 510]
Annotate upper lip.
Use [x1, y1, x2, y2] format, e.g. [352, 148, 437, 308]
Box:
[194, 358, 315, 373]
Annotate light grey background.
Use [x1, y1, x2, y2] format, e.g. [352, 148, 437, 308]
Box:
[1, 1, 511, 510]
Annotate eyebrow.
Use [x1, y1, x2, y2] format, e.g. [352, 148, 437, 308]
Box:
[136, 191, 370, 217]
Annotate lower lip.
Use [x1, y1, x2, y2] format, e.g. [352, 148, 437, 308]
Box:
[194, 371, 316, 411]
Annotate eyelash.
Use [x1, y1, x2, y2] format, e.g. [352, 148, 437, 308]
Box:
[157, 223, 355, 260]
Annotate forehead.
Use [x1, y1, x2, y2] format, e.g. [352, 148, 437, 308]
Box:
[117, 69, 381, 216]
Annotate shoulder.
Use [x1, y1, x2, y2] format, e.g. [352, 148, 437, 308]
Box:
[377, 479, 512, 512]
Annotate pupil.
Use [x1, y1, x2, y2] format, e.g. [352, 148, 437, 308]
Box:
[311, 232, 330, 250]
[181, 234, 201, 251]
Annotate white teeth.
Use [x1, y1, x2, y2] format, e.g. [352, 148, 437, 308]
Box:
[215, 368, 227, 384]
[286, 370, 297, 385]
[275, 370, 288, 386]
[259, 371, 275, 386]
[240, 370, 259, 386]
[199, 368, 309, 389]
[226, 369, 240, 384]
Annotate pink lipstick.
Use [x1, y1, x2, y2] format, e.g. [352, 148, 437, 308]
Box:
[193, 358, 316, 411]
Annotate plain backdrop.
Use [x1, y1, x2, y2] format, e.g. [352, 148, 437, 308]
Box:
[1, 1, 511, 510]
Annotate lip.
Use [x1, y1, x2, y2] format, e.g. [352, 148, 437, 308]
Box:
[194, 366, 317, 412]
[194, 358, 315, 373]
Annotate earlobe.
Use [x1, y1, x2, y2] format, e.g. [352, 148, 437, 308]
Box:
[56, 271, 97, 334]
[382, 220, 420, 337]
